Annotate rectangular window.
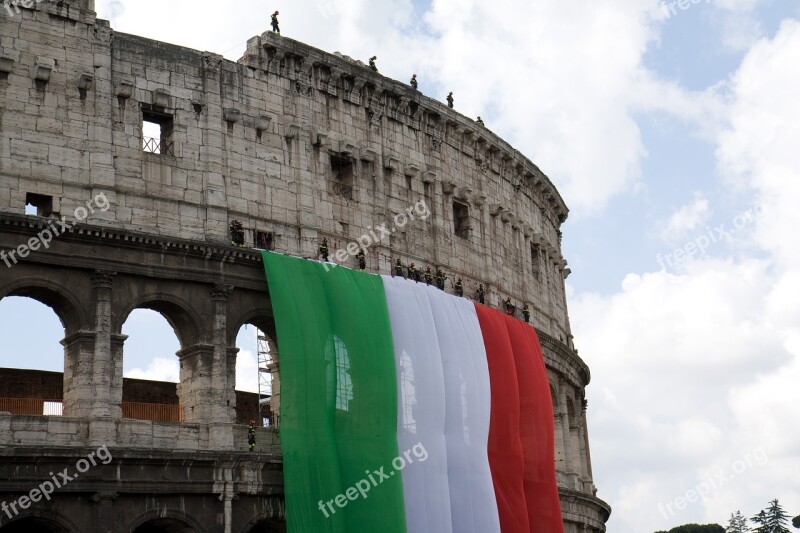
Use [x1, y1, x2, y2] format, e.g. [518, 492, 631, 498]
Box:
[254, 231, 274, 250]
[141, 106, 174, 155]
[25, 193, 54, 217]
[453, 200, 470, 239]
[330, 154, 355, 201]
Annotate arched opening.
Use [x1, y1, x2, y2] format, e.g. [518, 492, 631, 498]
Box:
[120, 309, 182, 422]
[242, 518, 285, 533]
[233, 323, 276, 427]
[132, 518, 195, 533]
[0, 517, 70, 533]
[0, 296, 66, 416]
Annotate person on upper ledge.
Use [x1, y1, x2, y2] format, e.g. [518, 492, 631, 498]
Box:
[395, 259, 405, 278]
[447, 92, 454, 108]
[271, 11, 280, 34]
[356, 249, 366, 271]
[476, 283, 485, 304]
[505, 297, 516, 317]
[319, 238, 329, 262]
[369, 56, 378, 72]
[410, 74, 418, 90]
[435, 268, 447, 290]
[424, 266, 433, 286]
[248, 420, 257, 452]
[476, 116, 485, 126]
[522, 304, 531, 323]
[408, 262, 418, 282]
[455, 278, 464, 297]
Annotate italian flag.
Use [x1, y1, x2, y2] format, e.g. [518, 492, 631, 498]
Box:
[263, 252, 564, 533]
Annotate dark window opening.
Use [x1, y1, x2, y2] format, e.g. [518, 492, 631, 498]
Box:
[25, 193, 54, 217]
[254, 231, 274, 250]
[141, 106, 174, 156]
[331, 154, 354, 186]
[331, 154, 355, 201]
[453, 200, 470, 240]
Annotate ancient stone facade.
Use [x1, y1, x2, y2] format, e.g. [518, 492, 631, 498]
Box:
[0, 1, 610, 531]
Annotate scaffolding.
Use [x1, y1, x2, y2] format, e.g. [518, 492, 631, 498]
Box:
[257, 330, 273, 427]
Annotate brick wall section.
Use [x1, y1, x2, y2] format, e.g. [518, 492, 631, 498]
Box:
[0, 368, 262, 422]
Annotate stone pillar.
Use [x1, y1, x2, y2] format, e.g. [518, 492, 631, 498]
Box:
[110, 334, 127, 419]
[91, 271, 115, 418]
[91, 491, 118, 533]
[89, 270, 117, 445]
[210, 285, 235, 424]
[553, 411, 567, 472]
[558, 383, 578, 489]
[61, 331, 96, 418]
[177, 343, 215, 422]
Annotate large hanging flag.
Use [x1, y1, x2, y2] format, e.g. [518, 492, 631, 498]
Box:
[262, 251, 564, 533]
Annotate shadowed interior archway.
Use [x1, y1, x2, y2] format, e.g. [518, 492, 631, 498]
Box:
[0, 516, 70, 533]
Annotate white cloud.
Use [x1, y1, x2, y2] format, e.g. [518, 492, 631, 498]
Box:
[572, 18, 800, 531]
[659, 192, 711, 241]
[235, 349, 259, 393]
[124, 357, 179, 383]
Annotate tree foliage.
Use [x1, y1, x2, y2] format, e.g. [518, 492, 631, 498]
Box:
[728, 511, 750, 533]
[752, 499, 791, 533]
[654, 525, 725, 533]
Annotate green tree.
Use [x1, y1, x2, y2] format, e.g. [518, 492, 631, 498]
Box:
[791, 515, 799, 529]
[654, 525, 725, 533]
[728, 511, 750, 532]
[752, 499, 791, 533]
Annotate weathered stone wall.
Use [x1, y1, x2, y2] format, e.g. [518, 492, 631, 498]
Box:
[0, 0, 609, 530]
[0, 0, 572, 344]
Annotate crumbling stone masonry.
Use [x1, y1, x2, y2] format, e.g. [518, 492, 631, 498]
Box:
[0, 1, 610, 531]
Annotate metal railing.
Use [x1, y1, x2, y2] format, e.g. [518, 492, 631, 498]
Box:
[0, 398, 62, 416]
[0, 398, 183, 422]
[142, 136, 175, 156]
[122, 401, 183, 422]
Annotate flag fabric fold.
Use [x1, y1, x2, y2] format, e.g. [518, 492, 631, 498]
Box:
[262, 252, 564, 533]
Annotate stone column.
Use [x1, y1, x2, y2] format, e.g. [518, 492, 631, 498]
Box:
[91, 491, 118, 533]
[89, 270, 117, 445]
[90, 271, 115, 416]
[558, 383, 578, 489]
[61, 331, 97, 418]
[553, 411, 567, 473]
[210, 285, 235, 424]
[109, 333, 127, 419]
[177, 343, 214, 424]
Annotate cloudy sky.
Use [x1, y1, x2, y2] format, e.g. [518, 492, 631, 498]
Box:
[1, 0, 799, 530]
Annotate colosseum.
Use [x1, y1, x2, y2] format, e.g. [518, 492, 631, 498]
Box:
[0, 1, 611, 531]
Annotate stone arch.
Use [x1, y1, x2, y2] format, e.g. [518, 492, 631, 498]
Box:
[0, 510, 78, 533]
[116, 293, 203, 349]
[227, 307, 276, 348]
[229, 308, 279, 427]
[238, 511, 286, 533]
[0, 277, 89, 332]
[127, 509, 204, 533]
